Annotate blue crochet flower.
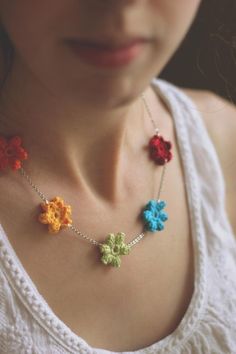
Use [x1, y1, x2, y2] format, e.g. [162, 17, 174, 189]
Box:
[142, 199, 168, 232]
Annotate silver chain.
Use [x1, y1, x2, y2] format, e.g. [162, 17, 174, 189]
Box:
[19, 93, 167, 250]
[141, 92, 160, 135]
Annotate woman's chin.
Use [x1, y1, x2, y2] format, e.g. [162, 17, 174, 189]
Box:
[61, 75, 144, 109]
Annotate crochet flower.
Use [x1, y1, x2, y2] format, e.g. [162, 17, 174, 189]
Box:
[142, 199, 168, 232]
[99, 232, 131, 268]
[149, 134, 172, 165]
[0, 136, 28, 171]
[39, 197, 72, 234]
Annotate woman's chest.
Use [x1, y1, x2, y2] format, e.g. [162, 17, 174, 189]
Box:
[0, 198, 194, 352]
[0, 131, 195, 351]
[0, 181, 196, 349]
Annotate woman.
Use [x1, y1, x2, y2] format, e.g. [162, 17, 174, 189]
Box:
[0, 1, 235, 353]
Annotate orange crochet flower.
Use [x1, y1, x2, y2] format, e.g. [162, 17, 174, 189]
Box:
[0, 136, 28, 171]
[39, 197, 72, 234]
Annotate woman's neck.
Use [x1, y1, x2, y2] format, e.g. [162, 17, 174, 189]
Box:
[0, 60, 156, 202]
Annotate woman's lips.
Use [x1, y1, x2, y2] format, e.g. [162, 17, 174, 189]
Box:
[66, 39, 148, 68]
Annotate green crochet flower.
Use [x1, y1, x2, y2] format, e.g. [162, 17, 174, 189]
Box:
[99, 232, 131, 268]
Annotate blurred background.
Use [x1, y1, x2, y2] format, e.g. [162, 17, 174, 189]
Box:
[160, 0, 236, 104]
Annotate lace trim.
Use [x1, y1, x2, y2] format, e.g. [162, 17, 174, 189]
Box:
[0, 78, 207, 354]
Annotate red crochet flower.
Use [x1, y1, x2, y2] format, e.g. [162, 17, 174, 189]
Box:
[0, 136, 28, 171]
[149, 134, 173, 165]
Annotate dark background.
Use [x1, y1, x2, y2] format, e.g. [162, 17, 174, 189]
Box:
[160, 0, 236, 104]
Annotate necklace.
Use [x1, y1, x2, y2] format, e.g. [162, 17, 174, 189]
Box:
[0, 93, 173, 268]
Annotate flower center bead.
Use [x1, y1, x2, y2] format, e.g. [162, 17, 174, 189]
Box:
[5, 147, 14, 157]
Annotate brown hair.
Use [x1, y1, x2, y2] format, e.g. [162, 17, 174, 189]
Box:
[0, 25, 13, 90]
[161, 0, 236, 103]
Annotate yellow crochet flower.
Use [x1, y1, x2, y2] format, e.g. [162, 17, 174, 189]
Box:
[39, 197, 72, 234]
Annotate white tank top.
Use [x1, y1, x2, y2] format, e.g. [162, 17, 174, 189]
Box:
[0, 78, 236, 354]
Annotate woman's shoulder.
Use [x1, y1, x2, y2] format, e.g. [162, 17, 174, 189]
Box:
[182, 88, 236, 236]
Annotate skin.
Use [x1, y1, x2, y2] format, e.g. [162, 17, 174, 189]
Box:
[0, 0, 201, 190]
[0, 0, 235, 351]
[181, 89, 236, 236]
